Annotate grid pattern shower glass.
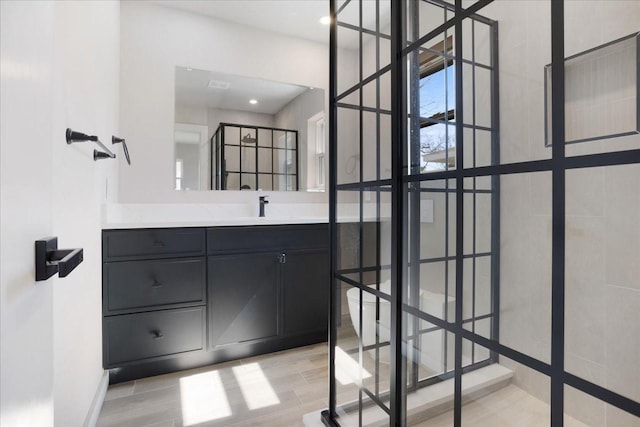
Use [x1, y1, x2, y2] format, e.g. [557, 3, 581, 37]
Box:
[328, 1, 640, 426]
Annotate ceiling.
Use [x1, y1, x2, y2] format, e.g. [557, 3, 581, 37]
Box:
[175, 67, 310, 114]
[151, 1, 391, 49]
[152, 0, 331, 45]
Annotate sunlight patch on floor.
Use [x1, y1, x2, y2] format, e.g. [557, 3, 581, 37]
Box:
[179, 370, 232, 426]
[232, 362, 281, 410]
[335, 346, 372, 386]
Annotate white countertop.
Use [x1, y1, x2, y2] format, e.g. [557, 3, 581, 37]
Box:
[102, 216, 329, 229]
[99, 202, 391, 230]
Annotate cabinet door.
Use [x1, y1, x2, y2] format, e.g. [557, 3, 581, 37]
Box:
[282, 249, 329, 336]
[208, 253, 279, 347]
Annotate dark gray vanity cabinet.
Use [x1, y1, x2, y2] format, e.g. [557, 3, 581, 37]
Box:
[103, 223, 328, 383]
[102, 228, 207, 374]
[282, 249, 330, 336]
[207, 224, 329, 349]
[208, 252, 279, 346]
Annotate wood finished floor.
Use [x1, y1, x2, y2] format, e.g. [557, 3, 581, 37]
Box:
[97, 343, 329, 427]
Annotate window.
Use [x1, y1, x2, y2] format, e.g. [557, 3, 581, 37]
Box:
[307, 112, 326, 192]
[175, 158, 183, 190]
[316, 117, 326, 190]
[419, 36, 456, 172]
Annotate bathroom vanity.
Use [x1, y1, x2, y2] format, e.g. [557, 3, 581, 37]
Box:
[101, 223, 328, 383]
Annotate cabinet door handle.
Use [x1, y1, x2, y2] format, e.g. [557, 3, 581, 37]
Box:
[151, 280, 163, 288]
[151, 331, 164, 340]
[152, 241, 165, 248]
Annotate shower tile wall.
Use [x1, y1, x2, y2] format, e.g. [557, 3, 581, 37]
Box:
[477, 1, 640, 425]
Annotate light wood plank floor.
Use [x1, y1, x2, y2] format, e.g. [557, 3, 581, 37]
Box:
[97, 343, 329, 427]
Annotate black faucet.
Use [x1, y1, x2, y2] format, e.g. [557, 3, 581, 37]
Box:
[259, 196, 269, 217]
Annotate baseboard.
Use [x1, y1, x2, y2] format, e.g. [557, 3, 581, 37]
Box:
[83, 370, 109, 427]
[108, 332, 327, 384]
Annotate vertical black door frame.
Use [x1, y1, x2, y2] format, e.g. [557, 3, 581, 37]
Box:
[453, 1, 465, 424]
[390, 0, 408, 424]
[550, 1, 566, 425]
[325, 0, 338, 422]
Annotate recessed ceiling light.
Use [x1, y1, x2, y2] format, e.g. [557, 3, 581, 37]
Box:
[319, 16, 331, 25]
[249, 99, 258, 105]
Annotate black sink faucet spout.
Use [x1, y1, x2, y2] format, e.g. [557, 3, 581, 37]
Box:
[259, 196, 269, 217]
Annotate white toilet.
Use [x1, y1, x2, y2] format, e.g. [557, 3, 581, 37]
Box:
[346, 281, 392, 360]
[346, 281, 455, 372]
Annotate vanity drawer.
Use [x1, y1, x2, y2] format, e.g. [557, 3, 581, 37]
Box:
[104, 257, 205, 313]
[207, 224, 328, 254]
[103, 228, 205, 260]
[104, 307, 205, 366]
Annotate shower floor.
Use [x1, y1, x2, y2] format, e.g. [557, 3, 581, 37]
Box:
[316, 368, 590, 427]
[414, 384, 588, 427]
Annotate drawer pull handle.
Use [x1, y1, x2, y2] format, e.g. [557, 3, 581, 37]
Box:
[152, 241, 165, 248]
[151, 331, 164, 340]
[151, 280, 163, 288]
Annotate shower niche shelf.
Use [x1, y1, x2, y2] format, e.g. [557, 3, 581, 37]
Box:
[544, 32, 640, 146]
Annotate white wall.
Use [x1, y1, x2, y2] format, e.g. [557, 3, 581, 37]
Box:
[207, 107, 275, 139]
[175, 104, 207, 125]
[275, 88, 325, 190]
[1, 1, 120, 426]
[1, 2, 55, 425]
[175, 104, 276, 139]
[51, 3, 120, 425]
[120, 2, 329, 204]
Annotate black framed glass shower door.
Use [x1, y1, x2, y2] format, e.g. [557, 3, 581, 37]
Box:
[324, 1, 640, 426]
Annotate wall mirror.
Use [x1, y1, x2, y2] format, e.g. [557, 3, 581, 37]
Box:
[174, 66, 326, 192]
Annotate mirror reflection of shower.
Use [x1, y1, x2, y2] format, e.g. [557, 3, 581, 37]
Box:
[241, 133, 257, 144]
[212, 123, 298, 191]
[241, 131, 257, 185]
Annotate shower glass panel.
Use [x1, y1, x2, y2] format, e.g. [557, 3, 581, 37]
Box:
[326, 1, 640, 426]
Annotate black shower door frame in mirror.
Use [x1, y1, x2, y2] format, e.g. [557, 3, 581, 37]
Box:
[324, 1, 640, 426]
[211, 122, 299, 191]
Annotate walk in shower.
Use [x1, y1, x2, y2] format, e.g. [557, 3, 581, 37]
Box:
[324, 0, 640, 426]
